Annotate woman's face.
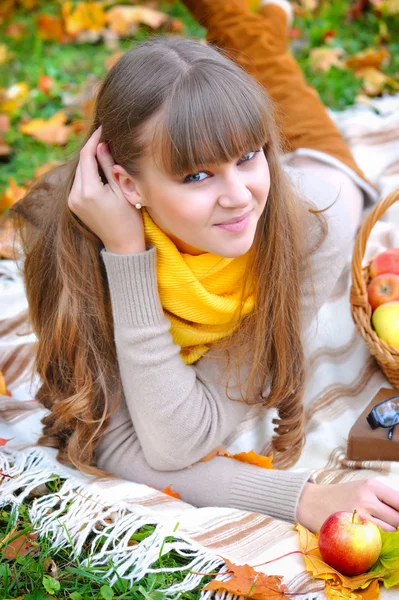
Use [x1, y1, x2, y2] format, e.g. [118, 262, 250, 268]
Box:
[118, 145, 270, 258]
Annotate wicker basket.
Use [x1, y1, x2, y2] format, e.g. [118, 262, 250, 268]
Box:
[350, 188, 399, 388]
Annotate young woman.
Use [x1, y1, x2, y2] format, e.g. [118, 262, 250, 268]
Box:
[11, 0, 399, 533]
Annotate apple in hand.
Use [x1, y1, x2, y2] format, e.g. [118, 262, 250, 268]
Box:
[372, 301, 399, 349]
[368, 274, 399, 310]
[370, 248, 399, 279]
[318, 510, 382, 576]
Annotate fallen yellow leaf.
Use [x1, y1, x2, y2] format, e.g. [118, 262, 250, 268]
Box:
[62, 1, 106, 36]
[355, 67, 399, 96]
[325, 579, 380, 599]
[19, 111, 73, 145]
[0, 82, 29, 115]
[106, 5, 169, 36]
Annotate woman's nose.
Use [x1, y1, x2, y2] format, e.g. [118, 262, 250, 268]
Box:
[217, 174, 252, 206]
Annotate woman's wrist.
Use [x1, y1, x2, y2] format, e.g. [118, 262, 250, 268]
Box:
[104, 243, 147, 255]
[296, 481, 324, 530]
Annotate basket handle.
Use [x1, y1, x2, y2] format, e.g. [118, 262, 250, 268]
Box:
[351, 188, 399, 310]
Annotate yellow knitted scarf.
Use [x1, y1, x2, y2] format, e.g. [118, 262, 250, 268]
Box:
[142, 208, 255, 365]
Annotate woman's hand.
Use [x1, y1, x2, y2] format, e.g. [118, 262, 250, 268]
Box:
[297, 478, 399, 532]
[68, 126, 146, 254]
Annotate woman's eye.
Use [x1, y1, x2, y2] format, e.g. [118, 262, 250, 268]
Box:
[183, 171, 209, 184]
[182, 149, 261, 184]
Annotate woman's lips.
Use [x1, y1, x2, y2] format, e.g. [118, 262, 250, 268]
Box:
[215, 210, 252, 233]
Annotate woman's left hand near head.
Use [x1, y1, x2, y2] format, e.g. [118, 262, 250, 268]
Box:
[68, 126, 146, 254]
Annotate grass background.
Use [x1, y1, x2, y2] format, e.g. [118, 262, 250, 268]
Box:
[1, 0, 399, 597]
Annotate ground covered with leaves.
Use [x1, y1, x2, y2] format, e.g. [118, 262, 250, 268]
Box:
[1, 0, 399, 598]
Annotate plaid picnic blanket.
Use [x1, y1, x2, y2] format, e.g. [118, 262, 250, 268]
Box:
[1, 93, 399, 599]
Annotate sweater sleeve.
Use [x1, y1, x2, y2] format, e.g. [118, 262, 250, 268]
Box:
[100, 246, 253, 472]
[95, 392, 311, 523]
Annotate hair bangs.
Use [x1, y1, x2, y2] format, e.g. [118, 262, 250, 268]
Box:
[150, 65, 271, 177]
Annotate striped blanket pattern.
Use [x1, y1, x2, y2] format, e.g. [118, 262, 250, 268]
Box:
[1, 93, 399, 600]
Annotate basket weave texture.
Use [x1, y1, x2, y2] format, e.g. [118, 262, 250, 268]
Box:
[350, 188, 399, 389]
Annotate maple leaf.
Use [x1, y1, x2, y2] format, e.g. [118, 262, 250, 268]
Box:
[62, 2, 106, 37]
[105, 6, 169, 36]
[203, 557, 289, 599]
[200, 446, 273, 469]
[367, 528, 399, 588]
[19, 111, 73, 145]
[161, 485, 181, 499]
[309, 47, 346, 72]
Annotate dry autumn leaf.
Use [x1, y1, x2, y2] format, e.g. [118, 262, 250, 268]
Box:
[62, 1, 106, 37]
[346, 48, 390, 71]
[36, 14, 67, 43]
[38, 74, 54, 95]
[325, 579, 381, 599]
[355, 67, 399, 96]
[200, 446, 273, 469]
[0, 82, 29, 115]
[203, 557, 289, 599]
[309, 47, 346, 72]
[19, 111, 73, 145]
[371, 0, 399, 15]
[161, 485, 181, 499]
[0, 529, 39, 560]
[106, 5, 169, 36]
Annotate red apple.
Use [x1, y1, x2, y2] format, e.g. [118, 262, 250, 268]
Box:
[318, 510, 382, 576]
[370, 248, 399, 279]
[368, 273, 399, 310]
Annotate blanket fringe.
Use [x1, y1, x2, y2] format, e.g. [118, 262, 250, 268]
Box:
[0, 447, 230, 598]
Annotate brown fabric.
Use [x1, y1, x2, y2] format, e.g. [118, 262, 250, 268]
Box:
[182, 0, 376, 191]
[347, 387, 399, 461]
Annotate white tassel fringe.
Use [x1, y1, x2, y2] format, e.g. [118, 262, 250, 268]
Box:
[0, 447, 227, 598]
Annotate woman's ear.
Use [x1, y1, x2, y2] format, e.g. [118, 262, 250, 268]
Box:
[111, 164, 144, 206]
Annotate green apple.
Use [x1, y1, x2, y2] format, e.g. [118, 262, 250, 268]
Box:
[372, 301, 399, 349]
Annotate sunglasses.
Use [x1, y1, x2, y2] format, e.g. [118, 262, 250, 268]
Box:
[367, 394, 399, 440]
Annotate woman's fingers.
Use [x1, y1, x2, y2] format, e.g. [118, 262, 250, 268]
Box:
[96, 142, 119, 194]
[79, 126, 104, 193]
[375, 480, 399, 512]
[371, 501, 399, 530]
[370, 517, 396, 532]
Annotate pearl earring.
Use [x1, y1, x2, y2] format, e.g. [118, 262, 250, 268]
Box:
[135, 203, 142, 210]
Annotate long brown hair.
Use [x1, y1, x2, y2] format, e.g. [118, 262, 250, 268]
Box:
[10, 36, 326, 473]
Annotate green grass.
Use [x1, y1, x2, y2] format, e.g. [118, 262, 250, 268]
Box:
[0, 477, 216, 599]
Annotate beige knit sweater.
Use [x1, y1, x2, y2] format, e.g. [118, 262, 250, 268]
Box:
[95, 171, 355, 523]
